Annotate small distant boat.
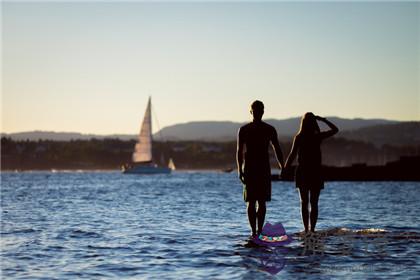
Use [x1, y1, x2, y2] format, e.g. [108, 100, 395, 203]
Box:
[122, 97, 172, 175]
[168, 158, 176, 171]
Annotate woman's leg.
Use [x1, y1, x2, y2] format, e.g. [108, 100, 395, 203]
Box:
[298, 188, 310, 233]
[309, 189, 321, 232]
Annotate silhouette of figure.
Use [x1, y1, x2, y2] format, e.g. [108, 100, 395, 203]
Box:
[237, 100, 284, 237]
[284, 113, 338, 233]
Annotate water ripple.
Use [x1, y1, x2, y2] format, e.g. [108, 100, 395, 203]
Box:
[1, 172, 419, 279]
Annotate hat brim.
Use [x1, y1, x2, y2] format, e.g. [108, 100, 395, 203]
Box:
[252, 234, 293, 247]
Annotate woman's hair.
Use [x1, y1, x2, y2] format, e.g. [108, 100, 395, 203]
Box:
[298, 112, 320, 136]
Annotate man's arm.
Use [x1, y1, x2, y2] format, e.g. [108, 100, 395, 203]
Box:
[236, 128, 245, 184]
[270, 128, 284, 169]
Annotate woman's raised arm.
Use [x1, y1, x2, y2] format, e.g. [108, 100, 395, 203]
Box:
[316, 116, 339, 140]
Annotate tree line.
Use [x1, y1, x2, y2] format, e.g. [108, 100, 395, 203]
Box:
[1, 137, 418, 170]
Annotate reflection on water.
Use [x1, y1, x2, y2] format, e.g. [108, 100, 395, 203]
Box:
[236, 228, 420, 277]
[1, 172, 419, 279]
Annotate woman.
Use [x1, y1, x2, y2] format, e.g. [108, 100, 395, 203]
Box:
[284, 113, 338, 233]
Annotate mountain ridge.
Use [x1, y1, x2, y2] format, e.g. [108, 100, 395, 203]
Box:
[155, 117, 400, 141]
[2, 117, 418, 147]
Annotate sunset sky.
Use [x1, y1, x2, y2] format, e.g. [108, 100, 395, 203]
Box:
[2, 1, 419, 134]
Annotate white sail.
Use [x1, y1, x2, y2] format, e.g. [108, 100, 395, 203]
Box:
[132, 97, 153, 163]
[168, 158, 176, 170]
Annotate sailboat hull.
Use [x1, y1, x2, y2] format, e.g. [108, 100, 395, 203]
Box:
[123, 165, 171, 174]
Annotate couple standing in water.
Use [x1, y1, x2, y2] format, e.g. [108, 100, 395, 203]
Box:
[236, 100, 339, 237]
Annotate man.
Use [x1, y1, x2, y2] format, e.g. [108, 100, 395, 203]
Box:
[237, 100, 284, 237]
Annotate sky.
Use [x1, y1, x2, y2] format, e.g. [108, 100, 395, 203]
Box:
[2, 1, 419, 134]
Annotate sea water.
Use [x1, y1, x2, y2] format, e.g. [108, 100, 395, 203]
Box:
[1, 172, 419, 279]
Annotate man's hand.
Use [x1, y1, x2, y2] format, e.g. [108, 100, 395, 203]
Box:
[315, 115, 325, 121]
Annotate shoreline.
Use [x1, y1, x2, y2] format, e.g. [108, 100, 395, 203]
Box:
[2, 156, 419, 181]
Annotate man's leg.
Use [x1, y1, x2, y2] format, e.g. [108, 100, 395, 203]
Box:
[298, 188, 310, 233]
[309, 189, 321, 232]
[247, 200, 257, 237]
[257, 200, 266, 235]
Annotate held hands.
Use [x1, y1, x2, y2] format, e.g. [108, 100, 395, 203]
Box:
[280, 166, 286, 180]
[280, 165, 294, 181]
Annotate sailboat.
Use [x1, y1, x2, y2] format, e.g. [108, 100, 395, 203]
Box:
[168, 158, 176, 171]
[122, 97, 172, 174]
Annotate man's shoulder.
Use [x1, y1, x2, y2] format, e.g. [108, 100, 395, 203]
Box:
[261, 121, 277, 133]
[239, 122, 253, 131]
[262, 121, 275, 129]
[238, 123, 251, 138]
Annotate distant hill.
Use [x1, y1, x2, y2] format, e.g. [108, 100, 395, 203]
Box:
[156, 117, 398, 141]
[339, 122, 420, 147]
[3, 117, 419, 147]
